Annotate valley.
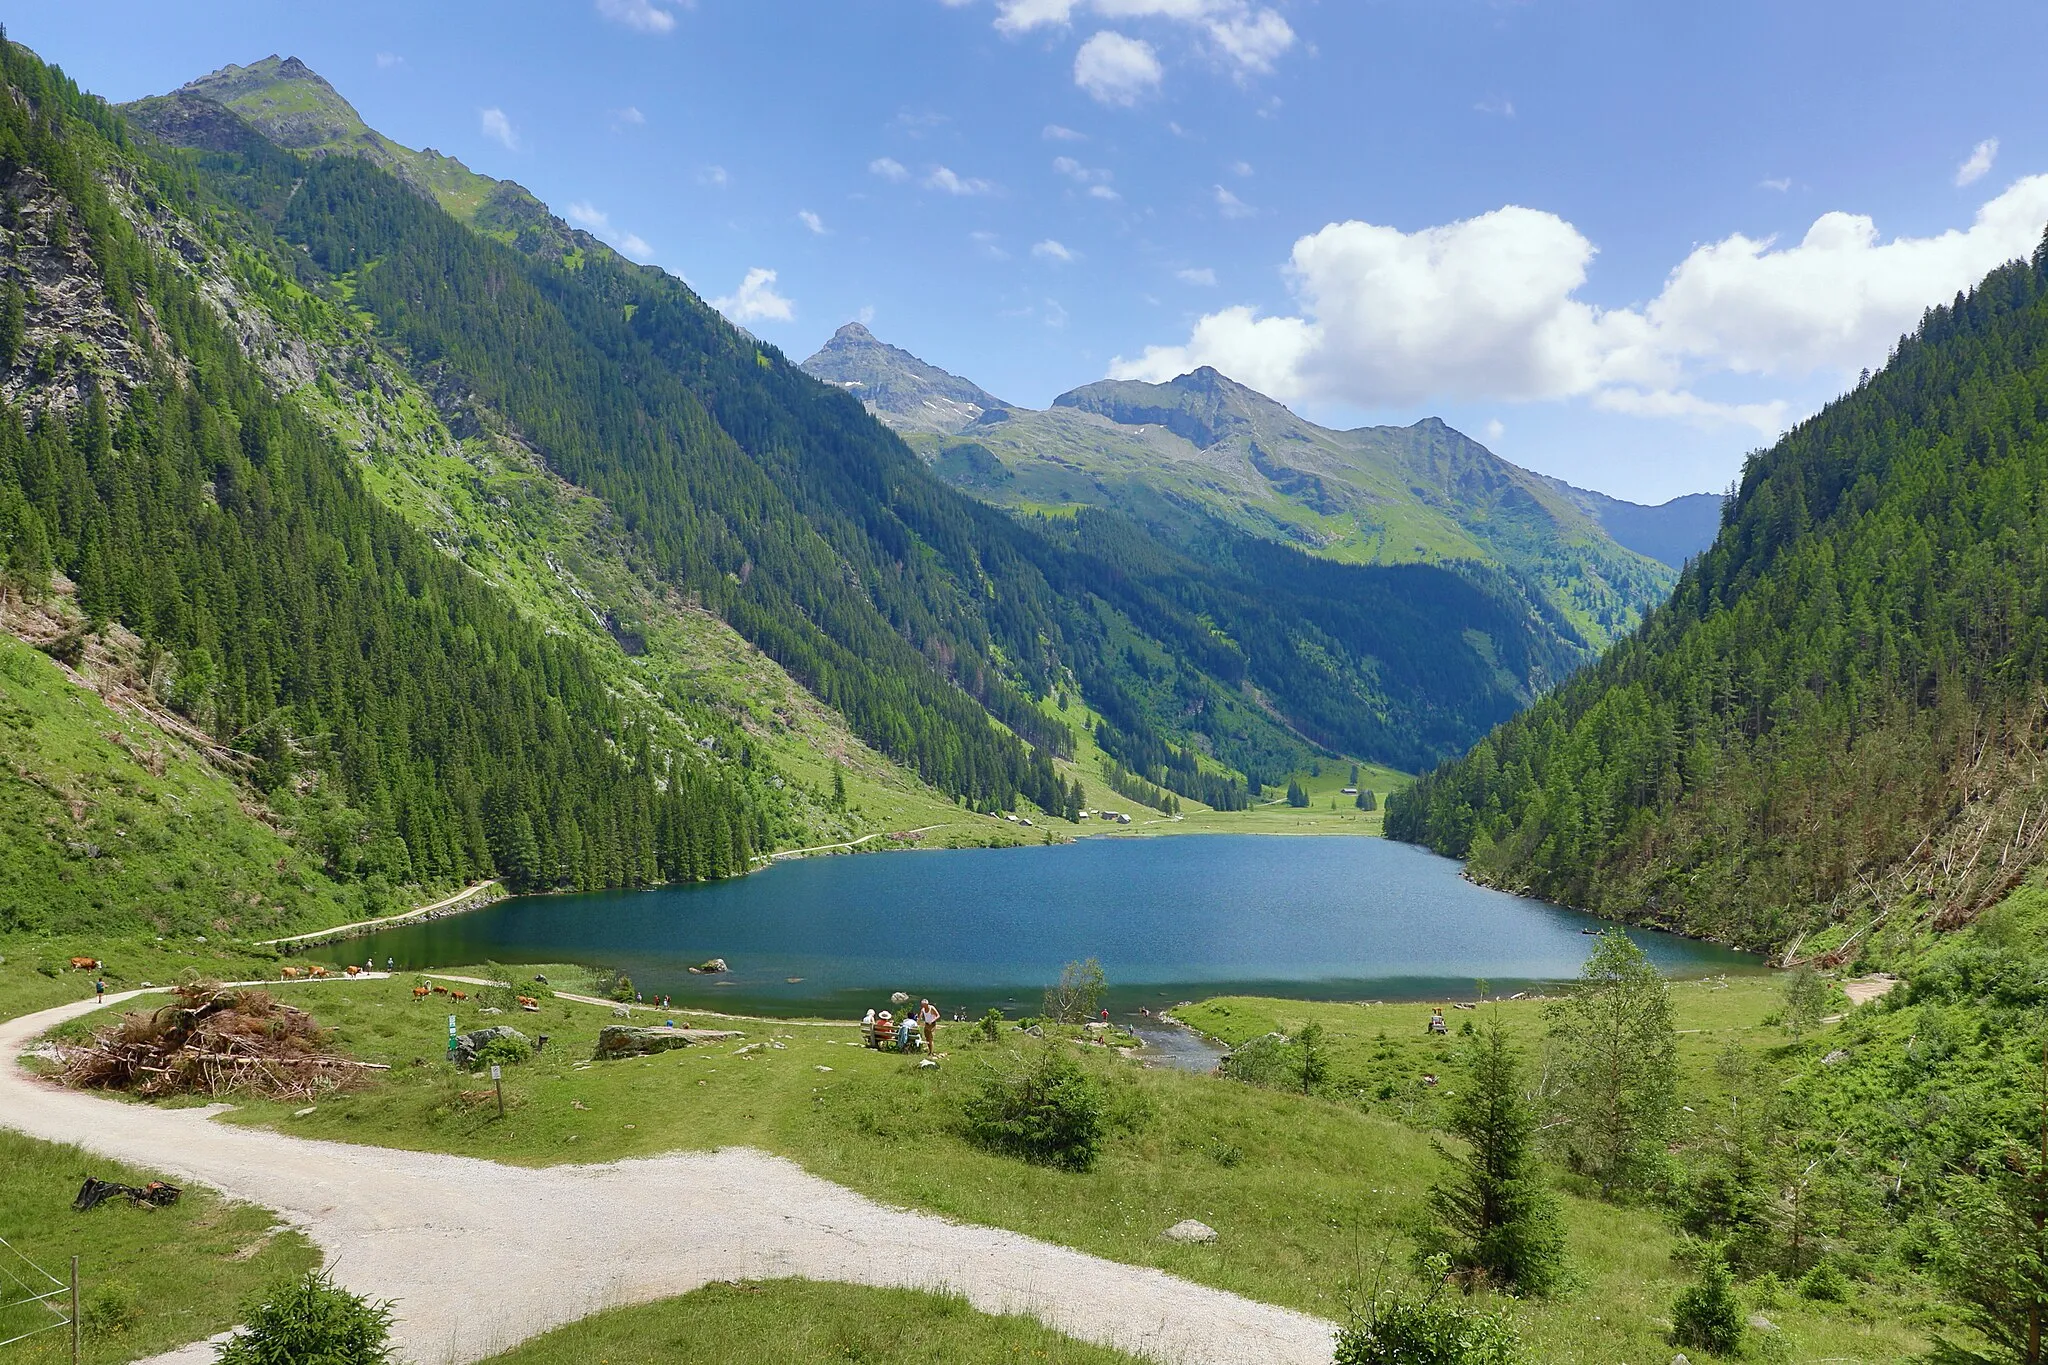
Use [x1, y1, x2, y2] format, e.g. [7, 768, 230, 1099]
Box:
[0, 12, 2042, 1365]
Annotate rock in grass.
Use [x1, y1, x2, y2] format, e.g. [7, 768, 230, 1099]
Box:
[1163, 1219, 1217, 1244]
[594, 1025, 743, 1059]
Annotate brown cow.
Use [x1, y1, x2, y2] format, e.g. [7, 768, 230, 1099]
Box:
[70, 957, 100, 971]
[307, 965, 330, 979]
[449, 990, 468, 1002]
[412, 986, 430, 1001]
[432, 984, 449, 995]
[516, 996, 539, 1011]
[344, 964, 362, 976]
[278, 966, 304, 980]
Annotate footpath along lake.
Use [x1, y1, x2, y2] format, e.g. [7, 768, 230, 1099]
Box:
[337, 836, 1759, 1017]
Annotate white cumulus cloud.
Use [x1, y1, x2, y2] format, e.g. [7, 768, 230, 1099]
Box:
[869, 157, 911, 183]
[925, 165, 996, 196]
[993, 1, 1294, 78]
[565, 202, 655, 261]
[479, 108, 518, 150]
[1074, 31, 1162, 106]
[1111, 175, 2048, 435]
[799, 210, 827, 234]
[1956, 137, 1998, 187]
[712, 268, 794, 325]
[596, 0, 678, 33]
[1032, 238, 1078, 263]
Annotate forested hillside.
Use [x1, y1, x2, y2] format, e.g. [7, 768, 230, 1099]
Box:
[1390, 231, 2048, 954]
[128, 58, 1595, 802]
[0, 37, 762, 932]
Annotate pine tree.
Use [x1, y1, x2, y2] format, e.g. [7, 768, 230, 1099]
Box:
[1427, 1017, 1565, 1294]
[1934, 1040, 2048, 1365]
[1356, 788, 1377, 811]
[831, 761, 847, 811]
[1286, 778, 1309, 808]
[1544, 930, 1678, 1197]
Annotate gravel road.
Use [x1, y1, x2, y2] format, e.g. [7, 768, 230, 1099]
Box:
[2, 988, 1336, 1365]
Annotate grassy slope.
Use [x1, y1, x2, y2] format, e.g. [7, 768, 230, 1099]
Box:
[0, 1129, 318, 1365]
[137, 968, 1939, 1363]
[0, 626, 357, 939]
[473, 1280, 1146, 1365]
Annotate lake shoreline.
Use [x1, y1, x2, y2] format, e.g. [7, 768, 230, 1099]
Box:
[316, 836, 1763, 1014]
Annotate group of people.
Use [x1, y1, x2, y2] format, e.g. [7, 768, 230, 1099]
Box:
[862, 997, 942, 1053]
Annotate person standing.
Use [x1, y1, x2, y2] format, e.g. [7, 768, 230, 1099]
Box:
[918, 998, 941, 1053]
[94, 976, 105, 1003]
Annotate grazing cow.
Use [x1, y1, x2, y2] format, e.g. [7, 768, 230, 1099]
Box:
[70, 957, 100, 971]
[307, 965, 330, 979]
[449, 990, 468, 1002]
[432, 984, 449, 995]
[278, 966, 304, 980]
[345, 965, 362, 976]
[516, 996, 539, 1010]
[412, 986, 430, 1001]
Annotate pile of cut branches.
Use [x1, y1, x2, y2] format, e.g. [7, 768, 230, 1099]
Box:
[61, 981, 386, 1101]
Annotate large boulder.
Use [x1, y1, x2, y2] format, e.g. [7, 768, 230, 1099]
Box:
[1162, 1219, 1218, 1244]
[594, 1025, 743, 1059]
[454, 1026, 528, 1069]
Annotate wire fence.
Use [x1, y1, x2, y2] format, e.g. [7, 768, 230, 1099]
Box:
[0, 1233, 73, 1352]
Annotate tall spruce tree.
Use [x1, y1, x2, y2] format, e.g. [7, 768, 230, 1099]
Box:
[1427, 1017, 1565, 1294]
[1543, 930, 1678, 1197]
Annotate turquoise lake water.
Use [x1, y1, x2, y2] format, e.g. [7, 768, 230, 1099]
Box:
[333, 835, 1758, 1016]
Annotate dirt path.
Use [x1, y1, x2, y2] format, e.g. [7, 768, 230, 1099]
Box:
[3, 990, 1334, 1365]
[260, 881, 501, 948]
[768, 824, 949, 861]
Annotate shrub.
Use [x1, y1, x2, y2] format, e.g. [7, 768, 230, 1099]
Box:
[1336, 1259, 1523, 1365]
[476, 1034, 532, 1067]
[1220, 1033, 1294, 1089]
[216, 1269, 393, 1365]
[1670, 1246, 1745, 1356]
[979, 1008, 1004, 1044]
[1797, 1258, 1848, 1302]
[82, 1281, 139, 1337]
[961, 1045, 1104, 1171]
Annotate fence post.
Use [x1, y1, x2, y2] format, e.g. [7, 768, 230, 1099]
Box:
[69, 1255, 79, 1365]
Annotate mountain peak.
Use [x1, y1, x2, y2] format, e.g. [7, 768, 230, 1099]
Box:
[801, 324, 1010, 436]
[131, 56, 559, 238]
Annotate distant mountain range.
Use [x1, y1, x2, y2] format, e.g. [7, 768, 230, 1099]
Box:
[0, 35, 1668, 941]
[803, 327, 1721, 647]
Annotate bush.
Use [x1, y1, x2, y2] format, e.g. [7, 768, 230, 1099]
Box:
[1219, 1033, 1294, 1089]
[1670, 1246, 1745, 1356]
[1336, 1260, 1523, 1365]
[81, 1281, 139, 1338]
[476, 1034, 532, 1067]
[979, 1009, 1004, 1044]
[961, 1045, 1105, 1171]
[1796, 1258, 1848, 1302]
[216, 1269, 393, 1365]
[590, 968, 634, 1003]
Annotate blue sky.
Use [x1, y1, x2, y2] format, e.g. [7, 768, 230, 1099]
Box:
[12, 1, 2048, 502]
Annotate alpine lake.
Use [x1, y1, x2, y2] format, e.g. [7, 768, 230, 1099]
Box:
[329, 835, 1760, 1022]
